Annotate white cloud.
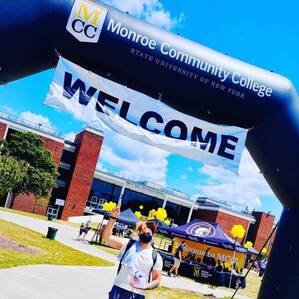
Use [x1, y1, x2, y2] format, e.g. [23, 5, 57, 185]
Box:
[99, 132, 170, 185]
[19, 111, 56, 130]
[104, 0, 184, 30]
[0, 106, 57, 132]
[0, 105, 14, 114]
[180, 174, 187, 181]
[96, 161, 108, 172]
[195, 150, 274, 210]
[64, 132, 76, 142]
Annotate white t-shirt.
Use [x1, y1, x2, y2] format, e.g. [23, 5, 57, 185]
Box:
[114, 239, 163, 295]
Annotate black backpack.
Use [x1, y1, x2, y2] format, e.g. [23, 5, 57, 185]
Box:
[117, 239, 158, 282]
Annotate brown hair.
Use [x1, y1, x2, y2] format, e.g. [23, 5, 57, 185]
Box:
[135, 220, 157, 234]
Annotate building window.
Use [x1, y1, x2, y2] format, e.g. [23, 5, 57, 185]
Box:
[87, 179, 163, 215]
[165, 202, 190, 225]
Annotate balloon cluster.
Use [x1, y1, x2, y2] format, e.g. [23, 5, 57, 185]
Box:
[135, 211, 142, 218]
[148, 209, 156, 219]
[261, 248, 268, 255]
[134, 207, 168, 222]
[231, 224, 246, 239]
[244, 241, 253, 249]
[102, 201, 117, 212]
[155, 208, 167, 221]
[164, 219, 171, 226]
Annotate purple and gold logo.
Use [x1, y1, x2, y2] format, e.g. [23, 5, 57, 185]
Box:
[186, 222, 215, 238]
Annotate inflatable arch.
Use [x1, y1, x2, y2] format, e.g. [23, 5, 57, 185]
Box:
[0, 1, 298, 298]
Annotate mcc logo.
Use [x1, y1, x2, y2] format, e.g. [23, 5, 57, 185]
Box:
[66, 0, 108, 43]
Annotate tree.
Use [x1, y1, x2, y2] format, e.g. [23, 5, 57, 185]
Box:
[32, 197, 49, 214]
[0, 155, 28, 198]
[0, 132, 59, 206]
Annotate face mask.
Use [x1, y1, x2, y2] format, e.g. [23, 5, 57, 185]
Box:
[139, 232, 152, 244]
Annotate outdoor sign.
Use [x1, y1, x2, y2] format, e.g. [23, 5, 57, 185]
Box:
[45, 57, 247, 173]
[55, 199, 65, 206]
[66, 0, 108, 43]
[173, 237, 246, 270]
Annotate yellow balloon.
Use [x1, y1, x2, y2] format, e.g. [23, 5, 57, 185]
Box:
[148, 209, 156, 219]
[164, 219, 171, 226]
[244, 241, 253, 249]
[103, 201, 116, 212]
[135, 211, 142, 218]
[155, 208, 167, 221]
[231, 224, 246, 239]
[262, 248, 268, 255]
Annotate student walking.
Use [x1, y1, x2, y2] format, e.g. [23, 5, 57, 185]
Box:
[168, 240, 186, 277]
[102, 205, 163, 299]
[77, 220, 92, 241]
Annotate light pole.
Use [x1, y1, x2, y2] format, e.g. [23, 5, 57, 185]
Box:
[244, 241, 253, 269]
[118, 181, 126, 206]
[229, 224, 246, 289]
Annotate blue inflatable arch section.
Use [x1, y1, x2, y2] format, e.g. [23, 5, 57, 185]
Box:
[0, 1, 298, 298]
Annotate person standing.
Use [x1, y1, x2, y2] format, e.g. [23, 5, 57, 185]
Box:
[168, 240, 186, 277]
[77, 220, 92, 241]
[102, 205, 163, 299]
[81, 220, 92, 242]
[77, 222, 85, 241]
[259, 259, 267, 277]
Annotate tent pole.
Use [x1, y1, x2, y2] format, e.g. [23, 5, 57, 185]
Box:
[228, 239, 237, 289]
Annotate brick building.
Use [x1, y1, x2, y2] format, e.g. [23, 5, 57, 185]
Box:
[0, 112, 103, 220]
[247, 211, 275, 252]
[194, 198, 253, 243]
[194, 197, 276, 251]
[0, 111, 276, 251]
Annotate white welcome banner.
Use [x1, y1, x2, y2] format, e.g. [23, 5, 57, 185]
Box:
[45, 57, 247, 173]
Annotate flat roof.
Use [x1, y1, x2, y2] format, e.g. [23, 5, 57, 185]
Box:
[197, 203, 256, 222]
[93, 168, 257, 223]
[93, 168, 196, 208]
[0, 111, 64, 143]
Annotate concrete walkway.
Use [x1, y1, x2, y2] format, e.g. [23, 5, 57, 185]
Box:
[0, 210, 251, 299]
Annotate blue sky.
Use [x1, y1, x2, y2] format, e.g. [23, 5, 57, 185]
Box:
[1, 0, 297, 220]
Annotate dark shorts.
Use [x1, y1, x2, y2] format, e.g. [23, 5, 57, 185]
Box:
[108, 285, 145, 299]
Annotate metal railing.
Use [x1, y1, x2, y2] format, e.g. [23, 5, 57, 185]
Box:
[95, 166, 191, 200]
[0, 110, 62, 138]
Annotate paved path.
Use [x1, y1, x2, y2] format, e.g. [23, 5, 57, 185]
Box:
[0, 210, 251, 299]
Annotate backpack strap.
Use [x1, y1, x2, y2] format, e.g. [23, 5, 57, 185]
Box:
[148, 249, 158, 282]
[117, 239, 136, 275]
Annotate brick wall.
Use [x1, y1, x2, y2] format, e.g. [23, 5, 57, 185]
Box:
[12, 136, 64, 215]
[13, 194, 49, 215]
[41, 136, 65, 166]
[0, 121, 7, 139]
[61, 130, 103, 220]
[268, 225, 277, 252]
[247, 212, 275, 251]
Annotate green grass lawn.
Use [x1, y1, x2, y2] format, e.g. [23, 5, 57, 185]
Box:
[147, 286, 205, 299]
[0, 207, 47, 220]
[147, 286, 227, 299]
[219, 270, 261, 299]
[0, 219, 113, 269]
[97, 244, 120, 256]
